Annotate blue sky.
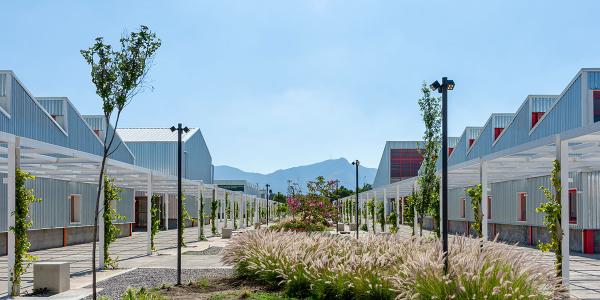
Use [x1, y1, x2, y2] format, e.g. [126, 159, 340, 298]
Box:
[2, 1, 600, 173]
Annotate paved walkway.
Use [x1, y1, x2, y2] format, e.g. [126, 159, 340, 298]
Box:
[1, 223, 599, 299]
[0, 221, 236, 298]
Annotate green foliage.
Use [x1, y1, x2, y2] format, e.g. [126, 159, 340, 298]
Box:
[121, 287, 165, 300]
[211, 199, 218, 236]
[362, 202, 368, 229]
[388, 212, 398, 233]
[377, 200, 385, 232]
[269, 220, 328, 232]
[150, 195, 161, 250]
[246, 200, 251, 226]
[180, 194, 192, 247]
[360, 223, 368, 231]
[10, 169, 42, 295]
[275, 203, 288, 220]
[234, 200, 239, 230]
[198, 193, 206, 241]
[225, 193, 231, 228]
[272, 192, 287, 203]
[417, 82, 441, 237]
[536, 159, 563, 276]
[367, 199, 376, 232]
[404, 190, 418, 236]
[103, 176, 125, 268]
[466, 184, 483, 238]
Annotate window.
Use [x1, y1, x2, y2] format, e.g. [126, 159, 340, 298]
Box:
[468, 139, 475, 147]
[390, 149, 424, 182]
[93, 129, 101, 137]
[517, 193, 527, 221]
[449, 147, 454, 155]
[0, 73, 10, 114]
[0, 74, 7, 97]
[493, 128, 504, 140]
[460, 198, 466, 218]
[531, 112, 545, 128]
[594, 91, 600, 123]
[569, 189, 577, 224]
[487, 196, 492, 220]
[70, 194, 81, 223]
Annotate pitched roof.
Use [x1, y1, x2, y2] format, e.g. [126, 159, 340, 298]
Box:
[117, 128, 199, 142]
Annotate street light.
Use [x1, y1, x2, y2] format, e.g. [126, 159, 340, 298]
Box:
[430, 77, 454, 274]
[352, 160, 360, 239]
[170, 123, 189, 286]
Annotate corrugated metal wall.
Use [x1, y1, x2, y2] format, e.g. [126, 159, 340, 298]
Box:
[184, 130, 213, 183]
[126, 142, 178, 177]
[588, 71, 600, 90]
[0, 173, 134, 232]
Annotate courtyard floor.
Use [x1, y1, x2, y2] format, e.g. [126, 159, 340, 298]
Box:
[0, 223, 598, 299]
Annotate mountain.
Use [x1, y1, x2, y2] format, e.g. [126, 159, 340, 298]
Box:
[214, 158, 377, 194]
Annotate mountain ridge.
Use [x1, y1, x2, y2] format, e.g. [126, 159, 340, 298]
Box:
[214, 158, 376, 194]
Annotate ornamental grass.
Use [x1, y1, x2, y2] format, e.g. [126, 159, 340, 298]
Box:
[221, 230, 563, 299]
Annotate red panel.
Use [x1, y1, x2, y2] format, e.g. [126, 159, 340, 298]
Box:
[531, 112, 545, 128]
[569, 189, 577, 224]
[518, 193, 527, 221]
[448, 147, 454, 155]
[468, 139, 475, 147]
[528, 226, 533, 245]
[487, 196, 492, 219]
[390, 149, 424, 181]
[583, 230, 595, 254]
[494, 128, 504, 140]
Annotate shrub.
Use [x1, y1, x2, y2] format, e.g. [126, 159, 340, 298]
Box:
[121, 287, 165, 300]
[269, 219, 328, 232]
[222, 230, 563, 300]
[360, 223, 368, 231]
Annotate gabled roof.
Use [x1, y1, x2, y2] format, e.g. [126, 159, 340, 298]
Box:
[117, 128, 199, 142]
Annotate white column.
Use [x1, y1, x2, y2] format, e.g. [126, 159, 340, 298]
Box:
[254, 197, 258, 224]
[559, 138, 570, 286]
[197, 185, 202, 240]
[164, 193, 169, 230]
[7, 137, 19, 295]
[146, 172, 153, 255]
[99, 177, 105, 268]
[396, 185, 400, 229]
[239, 193, 244, 227]
[383, 189, 388, 232]
[481, 160, 489, 241]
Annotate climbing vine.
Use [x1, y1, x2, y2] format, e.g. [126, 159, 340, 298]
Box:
[466, 184, 483, 238]
[224, 193, 230, 228]
[537, 159, 563, 277]
[103, 176, 125, 269]
[377, 200, 385, 232]
[246, 200, 251, 227]
[404, 190, 418, 236]
[180, 194, 193, 247]
[10, 169, 42, 296]
[198, 192, 207, 241]
[367, 199, 376, 232]
[233, 200, 239, 230]
[150, 194, 161, 250]
[210, 199, 218, 236]
[362, 202, 368, 231]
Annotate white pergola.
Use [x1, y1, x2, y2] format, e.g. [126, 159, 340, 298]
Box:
[347, 122, 600, 287]
[0, 131, 273, 294]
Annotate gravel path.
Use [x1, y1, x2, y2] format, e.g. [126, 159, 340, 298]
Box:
[183, 246, 223, 255]
[85, 268, 234, 300]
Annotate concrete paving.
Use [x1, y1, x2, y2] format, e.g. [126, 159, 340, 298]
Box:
[0, 220, 236, 298]
[0, 222, 599, 299]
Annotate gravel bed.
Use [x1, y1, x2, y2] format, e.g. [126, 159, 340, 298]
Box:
[84, 268, 234, 300]
[183, 246, 223, 255]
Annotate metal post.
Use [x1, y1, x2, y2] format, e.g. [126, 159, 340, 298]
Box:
[559, 137, 570, 286]
[146, 172, 153, 255]
[481, 160, 489, 241]
[441, 77, 449, 273]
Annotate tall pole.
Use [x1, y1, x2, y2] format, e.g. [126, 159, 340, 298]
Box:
[441, 77, 449, 273]
[171, 123, 189, 286]
[353, 160, 360, 239]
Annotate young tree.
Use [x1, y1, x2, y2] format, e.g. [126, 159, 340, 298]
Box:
[210, 199, 219, 236]
[103, 176, 125, 268]
[404, 189, 418, 236]
[417, 82, 441, 237]
[81, 25, 161, 299]
[198, 193, 207, 241]
[150, 195, 161, 251]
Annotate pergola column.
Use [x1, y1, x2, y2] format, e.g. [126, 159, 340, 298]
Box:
[481, 160, 489, 241]
[254, 196, 258, 224]
[239, 193, 244, 227]
[7, 137, 19, 295]
[146, 172, 153, 255]
[383, 189, 389, 230]
[99, 176, 105, 268]
[395, 185, 400, 229]
[164, 192, 169, 230]
[558, 137, 570, 286]
[197, 185, 202, 240]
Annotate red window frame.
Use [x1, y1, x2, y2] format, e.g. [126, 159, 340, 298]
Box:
[493, 128, 504, 140]
[531, 111, 545, 128]
[517, 193, 527, 221]
[594, 91, 600, 123]
[487, 196, 492, 220]
[460, 197, 466, 218]
[569, 189, 577, 224]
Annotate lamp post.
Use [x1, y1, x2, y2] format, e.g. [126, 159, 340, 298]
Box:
[352, 160, 360, 239]
[170, 123, 189, 286]
[430, 77, 455, 273]
[265, 184, 270, 226]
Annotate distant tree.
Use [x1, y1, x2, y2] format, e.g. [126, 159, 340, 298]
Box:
[359, 183, 373, 193]
[334, 185, 353, 199]
[273, 192, 287, 203]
